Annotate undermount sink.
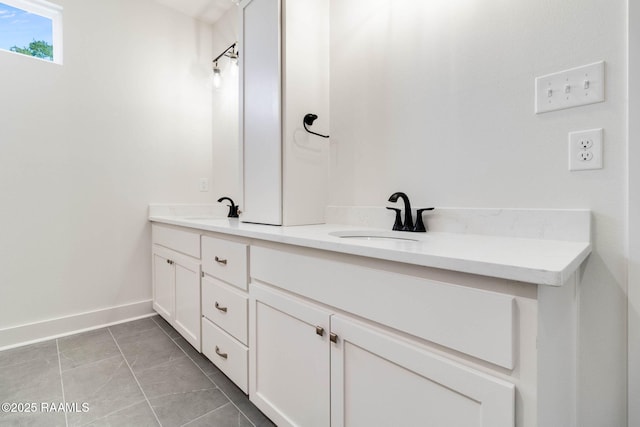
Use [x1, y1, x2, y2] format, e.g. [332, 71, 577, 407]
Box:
[181, 216, 226, 220]
[328, 230, 421, 242]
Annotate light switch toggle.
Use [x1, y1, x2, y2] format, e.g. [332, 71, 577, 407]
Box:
[535, 61, 605, 113]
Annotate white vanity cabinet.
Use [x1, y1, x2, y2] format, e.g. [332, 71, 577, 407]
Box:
[240, 0, 329, 226]
[249, 245, 520, 427]
[201, 235, 250, 393]
[151, 224, 202, 350]
[150, 207, 587, 426]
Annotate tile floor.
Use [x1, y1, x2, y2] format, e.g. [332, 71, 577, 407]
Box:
[0, 315, 276, 427]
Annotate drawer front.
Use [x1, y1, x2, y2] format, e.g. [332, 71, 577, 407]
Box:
[251, 246, 515, 369]
[202, 236, 248, 290]
[152, 224, 200, 259]
[202, 275, 248, 345]
[202, 318, 248, 393]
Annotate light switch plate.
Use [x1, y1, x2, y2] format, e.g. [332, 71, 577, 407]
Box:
[535, 61, 605, 114]
[568, 128, 603, 171]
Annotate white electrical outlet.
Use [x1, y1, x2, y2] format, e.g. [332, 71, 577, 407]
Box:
[199, 178, 210, 192]
[535, 61, 605, 114]
[568, 128, 603, 171]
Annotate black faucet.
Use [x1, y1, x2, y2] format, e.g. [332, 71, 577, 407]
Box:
[387, 192, 434, 232]
[388, 192, 414, 231]
[217, 197, 240, 218]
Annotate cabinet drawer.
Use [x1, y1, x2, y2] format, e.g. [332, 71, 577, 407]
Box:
[252, 246, 515, 369]
[202, 318, 248, 394]
[152, 224, 200, 259]
[202, 236, 248, 290]
[202, 275, 248, 345]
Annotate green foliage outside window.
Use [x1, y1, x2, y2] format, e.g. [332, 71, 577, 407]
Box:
[10, 40, 53, 61]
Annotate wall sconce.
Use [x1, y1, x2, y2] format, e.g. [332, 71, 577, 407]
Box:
[212, 62, 222, 88]
[212, 42, 239, 89]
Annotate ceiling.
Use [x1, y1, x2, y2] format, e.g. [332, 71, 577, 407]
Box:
[154, 0, 237, 25]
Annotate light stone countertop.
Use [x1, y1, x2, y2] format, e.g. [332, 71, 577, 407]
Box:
[149, 211, 591, 287]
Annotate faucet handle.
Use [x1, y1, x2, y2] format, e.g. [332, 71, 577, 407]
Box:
[386, 207, 403, 231]
[413, 208, 434, 233]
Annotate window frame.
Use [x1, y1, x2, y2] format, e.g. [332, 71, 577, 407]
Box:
[0, 0, 63, 64]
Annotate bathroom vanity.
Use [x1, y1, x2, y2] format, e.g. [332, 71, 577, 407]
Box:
[149, 205, 591, 427]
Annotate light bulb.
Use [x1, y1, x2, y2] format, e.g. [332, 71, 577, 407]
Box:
[212, 66, 222, 88]
[228, 51, 238, 67]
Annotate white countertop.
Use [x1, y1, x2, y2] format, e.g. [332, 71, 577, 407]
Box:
[148, 214, 591, 286]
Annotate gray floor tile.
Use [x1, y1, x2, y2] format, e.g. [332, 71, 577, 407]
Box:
[206, 367, 246, 404]
[84, 401, 159, 427]
[109, 317, 159, 341]
[115, 327, 186, 374]
[174, 337, 217, 376]
[153, 321, 270, 426]
[0, 367, 63, 403]
[184, 403, 253, 427]
[135, 357, 215, 399]
[58, 329, 120, 372]
[149, 388, 228, 427]
[0, 409, 66, 427]
[0, 316, 275, 427]
[62, 355, 146, 426]
[206, 367, 275, 427]
[0, 341, 58, 369]
[233, 399, 276, 427]
[0, 345, 63, 403]
[151, 315, 181, 339]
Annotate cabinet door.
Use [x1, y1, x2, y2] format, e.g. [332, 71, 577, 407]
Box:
[249, 283, 330, 427]
[174, 256, 202, 351]
[152, 248, 174, 322]
[331, 316, 515, 427]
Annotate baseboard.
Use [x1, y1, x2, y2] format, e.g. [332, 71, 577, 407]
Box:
[0, 300, 155, 351]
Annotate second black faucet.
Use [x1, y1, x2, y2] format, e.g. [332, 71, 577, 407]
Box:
[387, 192, 434, 232]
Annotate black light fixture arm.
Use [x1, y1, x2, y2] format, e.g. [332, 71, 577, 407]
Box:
[303, 113, 330, 139]
[213, 42, 238, 64]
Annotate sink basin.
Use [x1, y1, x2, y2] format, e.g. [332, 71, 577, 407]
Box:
[181, 216, 225, 220]
[328, 230, 420, 242]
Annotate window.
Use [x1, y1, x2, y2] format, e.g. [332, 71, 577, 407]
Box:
[0, 0, 62, 63]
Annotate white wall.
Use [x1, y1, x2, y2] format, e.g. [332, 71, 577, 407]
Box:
[0, 0, 215, 345]
[211, 5, 241, 203]
[329, 1, 627, 426]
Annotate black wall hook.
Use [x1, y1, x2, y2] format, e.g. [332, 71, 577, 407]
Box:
[303, 113, 330, 139]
